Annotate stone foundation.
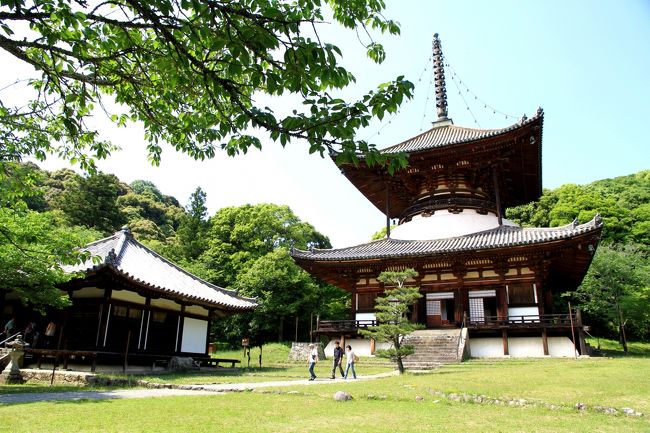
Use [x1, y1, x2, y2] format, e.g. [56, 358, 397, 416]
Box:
[288, 342, 325, 361]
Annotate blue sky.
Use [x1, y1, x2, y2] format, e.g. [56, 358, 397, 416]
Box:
[4, 0, 649, 248]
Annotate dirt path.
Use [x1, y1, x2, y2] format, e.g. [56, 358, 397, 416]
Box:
[0, 371, 398, 404]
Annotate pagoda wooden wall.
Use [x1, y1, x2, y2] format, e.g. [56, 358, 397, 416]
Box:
[349, 254, 549, 326]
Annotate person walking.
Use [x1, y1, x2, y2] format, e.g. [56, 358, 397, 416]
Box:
[344, 344, 357, 379]
[308, 343, 318, 381]
[330, 340, 344, 379]
[3, 315, 16, 341]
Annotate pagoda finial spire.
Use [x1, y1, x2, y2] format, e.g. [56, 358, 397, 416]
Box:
[432, 33, 449, 121]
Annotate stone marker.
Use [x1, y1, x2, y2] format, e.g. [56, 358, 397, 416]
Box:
[333, 391, 353, 401]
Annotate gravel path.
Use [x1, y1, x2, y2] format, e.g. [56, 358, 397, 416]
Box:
[0, 371, 398, 405]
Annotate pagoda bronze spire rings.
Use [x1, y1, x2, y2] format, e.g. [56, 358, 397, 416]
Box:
[432, 33, 449, 120]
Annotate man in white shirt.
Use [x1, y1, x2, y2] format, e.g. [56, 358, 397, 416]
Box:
[308, 343, 318, 380]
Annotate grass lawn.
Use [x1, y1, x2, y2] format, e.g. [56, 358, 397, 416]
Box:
[130, 343, 393, 385]
[2, 341, 649, 432]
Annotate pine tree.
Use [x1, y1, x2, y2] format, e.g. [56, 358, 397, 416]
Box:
[360, 269, 422, 373]
[177, 187, 209, 260]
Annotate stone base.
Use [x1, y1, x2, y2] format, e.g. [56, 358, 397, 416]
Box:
[0, 372, 24, 384]
[288, 342, 325, 362]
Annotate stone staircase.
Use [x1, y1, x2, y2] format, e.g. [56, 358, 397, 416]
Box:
[401, 329, 468, 369]
[0, 348, 11, 371]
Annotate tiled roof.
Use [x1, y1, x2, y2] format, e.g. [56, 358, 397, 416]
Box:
[381, 110, 543, 154]
[64, 229, 256, 311]
[291, 215, 602, 262]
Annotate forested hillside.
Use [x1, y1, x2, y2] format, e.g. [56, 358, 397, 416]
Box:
[507, 170, 650, 342]
[3, 163, 348, 343]
[3, 163, 648, 344]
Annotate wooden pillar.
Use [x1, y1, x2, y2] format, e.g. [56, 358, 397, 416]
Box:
[544, 288, 554, 314]
[502, 329, 509, 356]
[460, 289, 469, 321]
[576, 309, 587, 355]
[411, 301, 419, 324]
[176, 305, 186, 353]
[100, 288, 113, 348]
[95, 304, 105, 348]
[496, 286, 508, 320]
[385, 183, 391, 238]
[350, 290, 357, 320]
[492, 166, 503, 226]
[143, 297, 152, 351]
[204, 310, 213, 356]
[453, 287, 462, 323]
[542, 328, 549, 355]
[535, 282, 545, 315]
[370, 338, 376, 355]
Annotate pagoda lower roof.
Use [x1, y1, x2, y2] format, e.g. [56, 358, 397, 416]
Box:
[291, 216, 602, 262]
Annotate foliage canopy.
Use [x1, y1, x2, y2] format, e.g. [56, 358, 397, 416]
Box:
[1, 0, 412, 172]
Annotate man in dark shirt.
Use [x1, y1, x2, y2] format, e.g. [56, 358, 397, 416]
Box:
[330, 340, 345, 379]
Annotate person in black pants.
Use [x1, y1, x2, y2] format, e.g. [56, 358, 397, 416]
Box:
[330, 340, 344, 379]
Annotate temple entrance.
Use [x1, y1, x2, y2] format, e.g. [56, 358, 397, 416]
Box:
[425, 292, 455, 327]
[468, 290, 497, 323]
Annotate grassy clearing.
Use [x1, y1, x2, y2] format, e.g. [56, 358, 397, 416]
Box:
[2, 342, 649, 432]
[104, 342, 393, 385]
[277, 357, 650, 413]
[1, 381, 648, 433]
[586, 337, 650, 357]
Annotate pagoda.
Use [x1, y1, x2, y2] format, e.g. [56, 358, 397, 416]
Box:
[291, 34, 602, 359]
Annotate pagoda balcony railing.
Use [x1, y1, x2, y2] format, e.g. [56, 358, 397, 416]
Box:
[315, 319, 377, 334]
[467, 314, 581, 329]
[400, 196, 496, 222]
[316, 314, 581, 334]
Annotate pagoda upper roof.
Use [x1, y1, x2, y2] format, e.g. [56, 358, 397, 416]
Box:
[291, 215, 601, 262]
[382, 110, 542, 154]
[336, 110, 544, 218]
[63, 228, 257, 312]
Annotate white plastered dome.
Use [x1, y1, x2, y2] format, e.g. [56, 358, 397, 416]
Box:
[389, 209, 519, 241]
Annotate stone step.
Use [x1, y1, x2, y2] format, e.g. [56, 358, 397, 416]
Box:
[400, 329, 466, 369]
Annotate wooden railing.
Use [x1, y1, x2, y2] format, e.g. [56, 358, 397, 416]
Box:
[315, 319, 377, 334]
[317, 313, 581, 333]
[468, 313, 580, 329]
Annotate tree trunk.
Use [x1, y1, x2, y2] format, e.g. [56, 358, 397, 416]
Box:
[396, 357, 405, 374]
[616, 302, 628, 353]
[394, 337, 405, 374]
[278, 316, 284, 341]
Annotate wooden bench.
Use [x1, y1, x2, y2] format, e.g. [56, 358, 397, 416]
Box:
[25, 349, 98, 372]
[195, 357, 241, 368]
[152, 358, 170, 370]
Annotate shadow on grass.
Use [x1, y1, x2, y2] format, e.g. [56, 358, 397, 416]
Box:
[586, 337, 650, 358]
[0, 384, 95, 395]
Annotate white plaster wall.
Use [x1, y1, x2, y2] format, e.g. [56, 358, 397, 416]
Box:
[185, 305, 209, 318]
[390, 210, 518, 241]
[72, 287, 104, 298]
[111, 290, 147, 305]
[508, 307, 539, 321]
[469, 337, 578, 358]
[355, 313, 376, 321]
[547, 337, 580, 357]
[324, 338, 392, 357]
[180, 317, 208, 354]
[151, 298, 182, 311]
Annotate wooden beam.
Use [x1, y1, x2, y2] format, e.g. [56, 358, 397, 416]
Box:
[576, 309, 587, 356]
[542, 328, 549, 356]
[492, 165, 503, 226]
[502, 329, 509, 356]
